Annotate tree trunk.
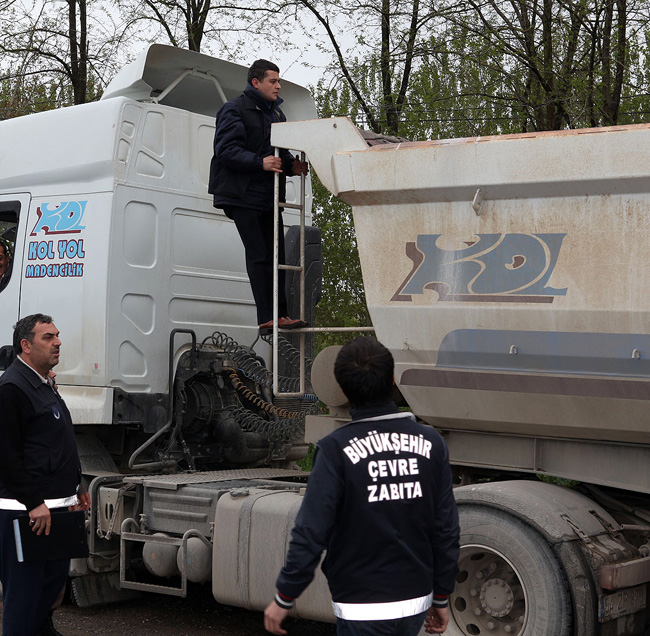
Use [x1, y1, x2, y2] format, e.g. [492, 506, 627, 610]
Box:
[68, 0, 87, 104]
[380, 0, 397, 134]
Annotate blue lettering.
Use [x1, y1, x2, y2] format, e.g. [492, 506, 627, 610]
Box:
[66, 239, 84, 259]
[36, 241, 55, 260]
[28, 241, 55, 260]
[58, 239, 86, 259]
[25, 262, 84, 278]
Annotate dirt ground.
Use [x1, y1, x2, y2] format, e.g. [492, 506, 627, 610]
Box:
[0, 584, 337, 636]
[5, 593, 650, 635]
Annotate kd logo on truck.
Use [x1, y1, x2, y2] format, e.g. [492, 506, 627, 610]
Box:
[392, 233, 567, 303]
[25, 200, 88, 280]
[30, 201, 87, 236]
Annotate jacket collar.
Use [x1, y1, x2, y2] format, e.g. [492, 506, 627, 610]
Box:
[12, 356, 49, 389]
[243, 83, 284, 111]
[349, 402, 400, 422]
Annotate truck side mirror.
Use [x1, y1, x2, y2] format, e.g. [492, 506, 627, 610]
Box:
[0, 345, 15, 371]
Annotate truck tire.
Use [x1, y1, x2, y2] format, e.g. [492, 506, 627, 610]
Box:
[447, 505, 571, 636]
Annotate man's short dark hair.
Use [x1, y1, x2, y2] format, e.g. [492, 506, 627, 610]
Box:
[13, 314, 53, 354]
[248, 59, 280, 84]
[334, 337, 394, 408]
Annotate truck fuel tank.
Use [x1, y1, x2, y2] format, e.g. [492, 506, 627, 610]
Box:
[212, 487, 333, 623]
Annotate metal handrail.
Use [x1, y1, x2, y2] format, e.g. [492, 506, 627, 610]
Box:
[272, 149, 375, 398]
[151, 67, 228, 106]
[272, 149, 306, 397]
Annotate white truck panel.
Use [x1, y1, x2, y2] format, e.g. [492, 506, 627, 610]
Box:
[20, 193, 111, 387]
[0, 100, 123, 195]
[59, 386, 114, 426]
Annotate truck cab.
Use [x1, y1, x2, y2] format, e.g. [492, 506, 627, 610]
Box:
[0, 44, 319, 468]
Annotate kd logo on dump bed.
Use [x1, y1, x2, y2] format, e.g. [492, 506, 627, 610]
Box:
[392, 233, 567, 303]
[30, 201, 87, 236]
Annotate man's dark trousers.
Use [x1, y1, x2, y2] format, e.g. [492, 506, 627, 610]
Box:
[0, 509, 69, 636]
[226, 205, 288, 325]
[336, 611, 429, 636]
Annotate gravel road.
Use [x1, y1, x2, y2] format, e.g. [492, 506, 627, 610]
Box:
[0, 584, 337, 636]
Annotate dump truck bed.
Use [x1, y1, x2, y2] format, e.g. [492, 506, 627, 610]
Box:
[273, 118, 650, 449]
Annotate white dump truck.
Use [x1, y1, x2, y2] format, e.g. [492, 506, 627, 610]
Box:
[271, 117, 650, 635]
[3, 42, 650, 636]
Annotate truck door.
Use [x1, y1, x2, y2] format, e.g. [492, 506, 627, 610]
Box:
[0, 194, 30, 367]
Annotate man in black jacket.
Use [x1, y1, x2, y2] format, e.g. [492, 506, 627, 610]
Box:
[264, 337, 460, 636]
[0, 314, 90, 636]
[209, 59, 309, 334]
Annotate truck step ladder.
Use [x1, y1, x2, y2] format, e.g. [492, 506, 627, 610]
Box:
[272, 149, 373, 398]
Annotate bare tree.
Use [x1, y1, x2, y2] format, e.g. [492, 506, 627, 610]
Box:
[443, 0, 648, 130]
[263, 0, 650, 135]
[282, 0, 444, 135]
[126, 0, 213, 51]
[114, 0, 293, 56]
[0, 0, 122, 111]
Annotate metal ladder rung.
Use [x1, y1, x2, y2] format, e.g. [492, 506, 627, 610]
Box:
[279, 264, 302, 272]
[273, 149, 307, 398]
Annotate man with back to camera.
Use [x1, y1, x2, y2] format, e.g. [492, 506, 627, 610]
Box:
[264, 337, 460, 636]
[0, 314, 90, 636]
[209, 59, 309, 335]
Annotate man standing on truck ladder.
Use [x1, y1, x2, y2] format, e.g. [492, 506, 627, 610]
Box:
[0, 314, 90, 636]
[209, 59, 309, 335]
[264, 337, 460, 635]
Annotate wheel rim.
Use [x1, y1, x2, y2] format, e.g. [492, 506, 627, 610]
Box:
[450, 544, 528, 635]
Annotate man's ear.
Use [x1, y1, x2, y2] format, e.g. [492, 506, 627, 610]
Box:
[20, 338, 31, 355]
[251, 77, 261, 89]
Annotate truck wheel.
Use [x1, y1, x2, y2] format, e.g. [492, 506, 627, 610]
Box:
[447, 505, 571, 636]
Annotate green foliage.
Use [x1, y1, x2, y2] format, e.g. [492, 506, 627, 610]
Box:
[0, 72, 103, 121]
[618, 28, 650, 124]
[296, 443, 316, 471]
[403, 27, 525, 140]
[308, 0, 650, 137]
[0, 76, 59, 120]
[537, 474, 580, 488]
